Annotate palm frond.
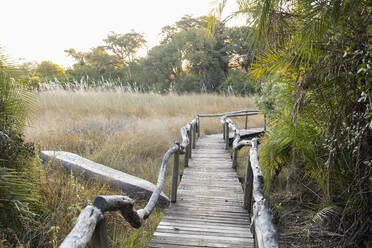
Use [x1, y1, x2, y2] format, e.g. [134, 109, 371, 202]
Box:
[250, 47, 286, 78]
[312, 205, 341, 224]
[0, 50, 35, 132]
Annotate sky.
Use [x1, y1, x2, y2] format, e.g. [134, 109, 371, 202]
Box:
[1, 0, 243, 68]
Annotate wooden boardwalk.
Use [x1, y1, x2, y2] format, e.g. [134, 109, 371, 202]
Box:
[149, 134, 254, 248]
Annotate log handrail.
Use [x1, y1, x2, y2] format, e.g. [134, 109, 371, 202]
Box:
[249, 138, 278, 248]
[198, 109, 260, 131]
[198, 109, 259, 117]
[60, 118, 198, 248]
[221, 115, 278, 248]
[59, 109, 272, 248]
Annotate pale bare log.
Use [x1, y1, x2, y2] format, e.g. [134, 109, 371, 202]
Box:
[137, 144, 180, 220]
[180, 126, 189, 153]
[93, 195, 142, 228]
[252, 199, 278, 248]
[249, 138, 279, 248]
[59, 206, 104, 248]
[199, 110, 259, 118]
[40, 151, 170, 208]
[235, 140, 252, 150]
[249, 139, 264, 201]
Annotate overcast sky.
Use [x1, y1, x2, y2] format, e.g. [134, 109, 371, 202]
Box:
[1, 0, 243, 68]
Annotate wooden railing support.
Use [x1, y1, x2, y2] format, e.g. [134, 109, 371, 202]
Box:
[188, 133, 192, 159]
[245, 113, 248, 129]
[184, 132, 190, 167]
[224, 122, 229, 150]
[171, 146, 180, 203]
[91, 217, 109, 248]
[197, 115, 200, 138]
[60, 206, 104, 248]
[59, 112, 269, 248]
[222, 123, 225, 140]
[220, 116, 277, 248]
[264, 114, 267, 132]
[232, 149, 238, 169]
[243, 153, 253, 214]
[192, 123, 196, 149]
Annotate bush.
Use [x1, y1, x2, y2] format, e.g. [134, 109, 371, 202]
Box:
[218, 71, 256, 96]
[0, 51, 41, 246]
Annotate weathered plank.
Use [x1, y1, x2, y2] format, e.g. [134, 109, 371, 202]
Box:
[149, 134, 254, 247]
[228, 127, 265, 145]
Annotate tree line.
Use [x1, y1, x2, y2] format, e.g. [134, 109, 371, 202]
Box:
[20, 15, 256, 95]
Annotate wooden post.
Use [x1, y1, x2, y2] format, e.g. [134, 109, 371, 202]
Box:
[197, 115, 200, 138]
[92, 217, 109, 248]
[190, 123, 194, 150]
[222, 124, 225, 140]
[171, 148, 179, 203]
[224, 122, 229, 150]
[264, 114, 267, 132]
[232, 149, 238, 170]
[243, 153, 253, 215]
[192, 123, 196, 149]
[245, 113, 248, 129]
[254, 233, 259, 248]
[185, 130, 189, 167]
[188, 130, 192, 159]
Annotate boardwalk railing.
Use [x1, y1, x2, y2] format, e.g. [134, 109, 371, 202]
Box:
[221, 113, 278, 248]
[59, 110, 276, 248]
[60, 118, 199, 248]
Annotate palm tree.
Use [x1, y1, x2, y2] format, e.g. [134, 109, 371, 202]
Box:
[0, 48, 39, 244]
[209, 1, 371, 246]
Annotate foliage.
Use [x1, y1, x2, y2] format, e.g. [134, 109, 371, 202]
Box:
[211, 0, 371, 246]
[21, 16, 257, 95]
[104, 31, 146, 67]
[24, 89, 258, 247]
[0, 49, 41, 246]
[218, 70, 256, 95]
[35, 61, 65, 80]
[135, 16, 257, 93]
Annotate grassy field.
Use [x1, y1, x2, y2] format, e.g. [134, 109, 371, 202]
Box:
[25, 90, 261, 247]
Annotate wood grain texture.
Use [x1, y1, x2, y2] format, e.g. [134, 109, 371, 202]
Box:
[149, 134, 255, 248]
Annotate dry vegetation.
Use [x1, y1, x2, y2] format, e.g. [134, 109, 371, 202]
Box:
[24, 89, 261, 247]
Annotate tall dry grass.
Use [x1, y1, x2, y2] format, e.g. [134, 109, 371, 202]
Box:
[25, 89, 261, 247]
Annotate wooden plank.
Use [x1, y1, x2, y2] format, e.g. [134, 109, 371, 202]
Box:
[152, 232, 253, 243]
[159, 222, 252, 232]
[164, 205, 248, 213]
[157, 218, 250, 228]
[150, 233, 253, 247]
[155, 227, 252, 238]
[149, 134, 256, 247]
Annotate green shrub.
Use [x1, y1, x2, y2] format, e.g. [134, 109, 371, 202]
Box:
[0, 51, 41, 246]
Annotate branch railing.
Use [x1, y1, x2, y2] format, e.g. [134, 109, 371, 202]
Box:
[221, 114, 278, 248]
[59, 109, 275, 248]
[60, 118, 200, 248]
